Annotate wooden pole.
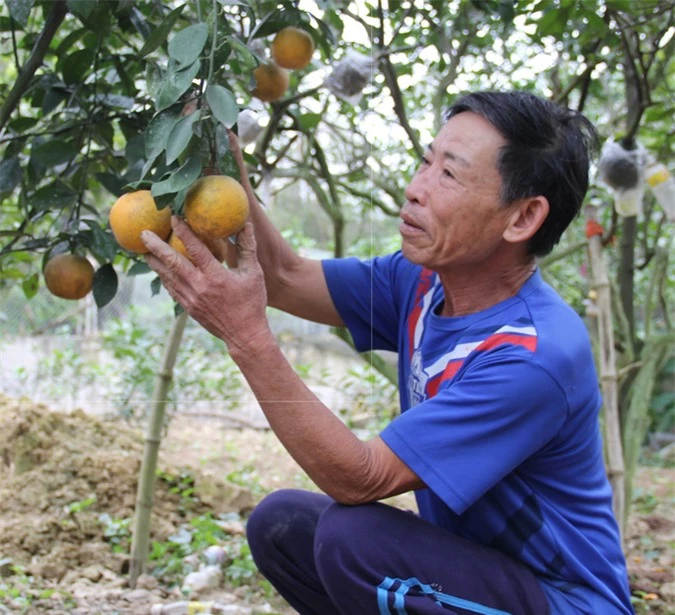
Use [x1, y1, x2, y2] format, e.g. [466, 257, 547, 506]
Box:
[585, 205, 625, 540]
[128, 311, 189, 586]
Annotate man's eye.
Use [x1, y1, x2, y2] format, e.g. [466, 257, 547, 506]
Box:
[443, 169, 454, 178]
[421, 157, 430, 166]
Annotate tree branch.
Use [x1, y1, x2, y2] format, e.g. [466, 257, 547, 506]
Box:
[0, 0, 68, 135]
[378, 55, 423, 158]
[336, 180, 399, 217]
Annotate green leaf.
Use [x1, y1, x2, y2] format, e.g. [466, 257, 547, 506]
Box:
[250, 8, 303, 40]
[82, 221, 119, 263]
[8, 117, 37, 132]
[139, 5, 185, 58]
[0, 158, 22, 193]
[55, 28, 86, 57]
[227, 35, 260, 72]
[150, 276, 162, 296]
[156, 60, 201, 111]
[297, 112, 321, 132]
[60, 48, 96, 85]
[206, 85, 238, 129]
[32, 141, 78, 166]
[99, 94, 135, 109]
[32, 182, 77, 210]
[92, 264, 118, 308]
[168, 23, 209, 67]
[67, 0, 97, 21]
[42, 86, 69, 115]
[128, 261, 151, 276]
[22, 273, 39, 300]
[151, 156, 202, 198]
[536, 8, 564, 37]
[497, 0, 515, 24]
[96, 172, 126, 197]
[166, 110, 201, 165]
[145, 107, 181, 161]
[7, 0, 34, 27]
[95, 121, 115, 148]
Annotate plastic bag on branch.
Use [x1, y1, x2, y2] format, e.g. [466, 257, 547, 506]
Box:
[597, 139, 646, 217]
[324, 49, 374, 105]
[644, 157, 675, 222]
[237, 109, 264, 146]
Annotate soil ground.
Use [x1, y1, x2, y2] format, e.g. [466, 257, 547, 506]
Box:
[0, 396, 673, 614]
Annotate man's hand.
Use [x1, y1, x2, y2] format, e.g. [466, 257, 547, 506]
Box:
[142, 216, 272, 353]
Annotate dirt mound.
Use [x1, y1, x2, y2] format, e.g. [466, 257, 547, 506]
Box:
[0, 395, 252, 582]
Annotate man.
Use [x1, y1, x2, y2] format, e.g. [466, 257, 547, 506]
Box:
[143, 91, 633, 614]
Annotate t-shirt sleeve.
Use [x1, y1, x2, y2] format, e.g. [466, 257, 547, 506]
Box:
[380, 353, 569, 514]
[322, 252, 409, 352]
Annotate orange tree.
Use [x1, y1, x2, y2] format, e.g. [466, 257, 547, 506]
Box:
[0, 0, 673, 535]
[0, 0, 338, 305]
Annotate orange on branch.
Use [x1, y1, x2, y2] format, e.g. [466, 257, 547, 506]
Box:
[271, 26, 315, 70]
[109, 190, 172, 254]
[252, 62, 289, 102]
[184, 175, 249, 239]
[43, 254, 95, 300]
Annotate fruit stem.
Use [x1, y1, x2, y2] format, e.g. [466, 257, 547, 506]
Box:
[207, 0, 218, 84]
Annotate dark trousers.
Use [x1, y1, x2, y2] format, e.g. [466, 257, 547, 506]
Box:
[246, 489, 551, 615]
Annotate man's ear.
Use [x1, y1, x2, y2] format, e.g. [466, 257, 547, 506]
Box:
[503, 196, 549, 244]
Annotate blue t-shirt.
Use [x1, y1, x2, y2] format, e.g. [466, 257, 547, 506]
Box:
[323, 252, 632, 615]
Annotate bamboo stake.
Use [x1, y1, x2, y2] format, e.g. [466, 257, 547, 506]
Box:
[129, 311, 189, 587]
[585, 205, 625, 540]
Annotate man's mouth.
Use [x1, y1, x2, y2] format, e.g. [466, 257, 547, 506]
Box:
[400, 211, 424, 233]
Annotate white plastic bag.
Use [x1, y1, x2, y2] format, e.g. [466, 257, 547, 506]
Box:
[324, 49, 374, 105]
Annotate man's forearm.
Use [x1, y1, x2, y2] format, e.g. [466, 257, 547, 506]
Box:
[230, 331, 374, 504]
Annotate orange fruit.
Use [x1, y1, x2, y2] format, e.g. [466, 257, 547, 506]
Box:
[109, 190, 172, 253]
[184, 176, 249, 239]
[167, 230, 227, 263]
[43, 254, 95, 300]
[271, 27, 315, 70]
[252, 62, 289, 102]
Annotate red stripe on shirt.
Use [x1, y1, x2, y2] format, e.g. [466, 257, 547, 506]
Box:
[407, 269, 434, 359]
[426, 360, 464, 398]
[476, 332, 538, 353]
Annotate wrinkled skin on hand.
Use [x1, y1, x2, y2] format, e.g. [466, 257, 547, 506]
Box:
[142, 217, 271, 354]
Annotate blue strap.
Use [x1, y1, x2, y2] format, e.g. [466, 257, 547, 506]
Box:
[377, 576, 513, 615]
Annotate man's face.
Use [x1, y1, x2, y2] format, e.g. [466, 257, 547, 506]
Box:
[400, 112, 516, 272]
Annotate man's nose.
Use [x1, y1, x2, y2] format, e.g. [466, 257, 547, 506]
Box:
[404, 171, 428, 205]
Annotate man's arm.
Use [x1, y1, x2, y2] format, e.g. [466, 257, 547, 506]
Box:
[142, 222, 425, 504]
[228, 132, 342, 327]
[233, 324, 426, 505]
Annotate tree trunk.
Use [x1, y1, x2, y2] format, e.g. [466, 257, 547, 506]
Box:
[128, 311, 188, 586]
[618, 216, 637, 356]
[585, 206, 625, 539]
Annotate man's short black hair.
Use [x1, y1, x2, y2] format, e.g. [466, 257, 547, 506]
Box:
[444, 91, 599, 257]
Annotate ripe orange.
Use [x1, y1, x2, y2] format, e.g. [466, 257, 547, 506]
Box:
[252, 62, 289, 102]
[167, 230, 227, 263]
[271, 27, 315, 70]
[109, 190, 172, 253]
[184, 176, 249, 239]
[43, 254, 95, 300]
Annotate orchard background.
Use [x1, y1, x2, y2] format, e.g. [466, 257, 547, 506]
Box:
[0, 0, 673, 613]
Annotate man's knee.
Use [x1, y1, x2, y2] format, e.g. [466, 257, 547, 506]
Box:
[247, 489, 333, 561]
[246, 489, 303, 553]
[314, 502, 383, 573]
